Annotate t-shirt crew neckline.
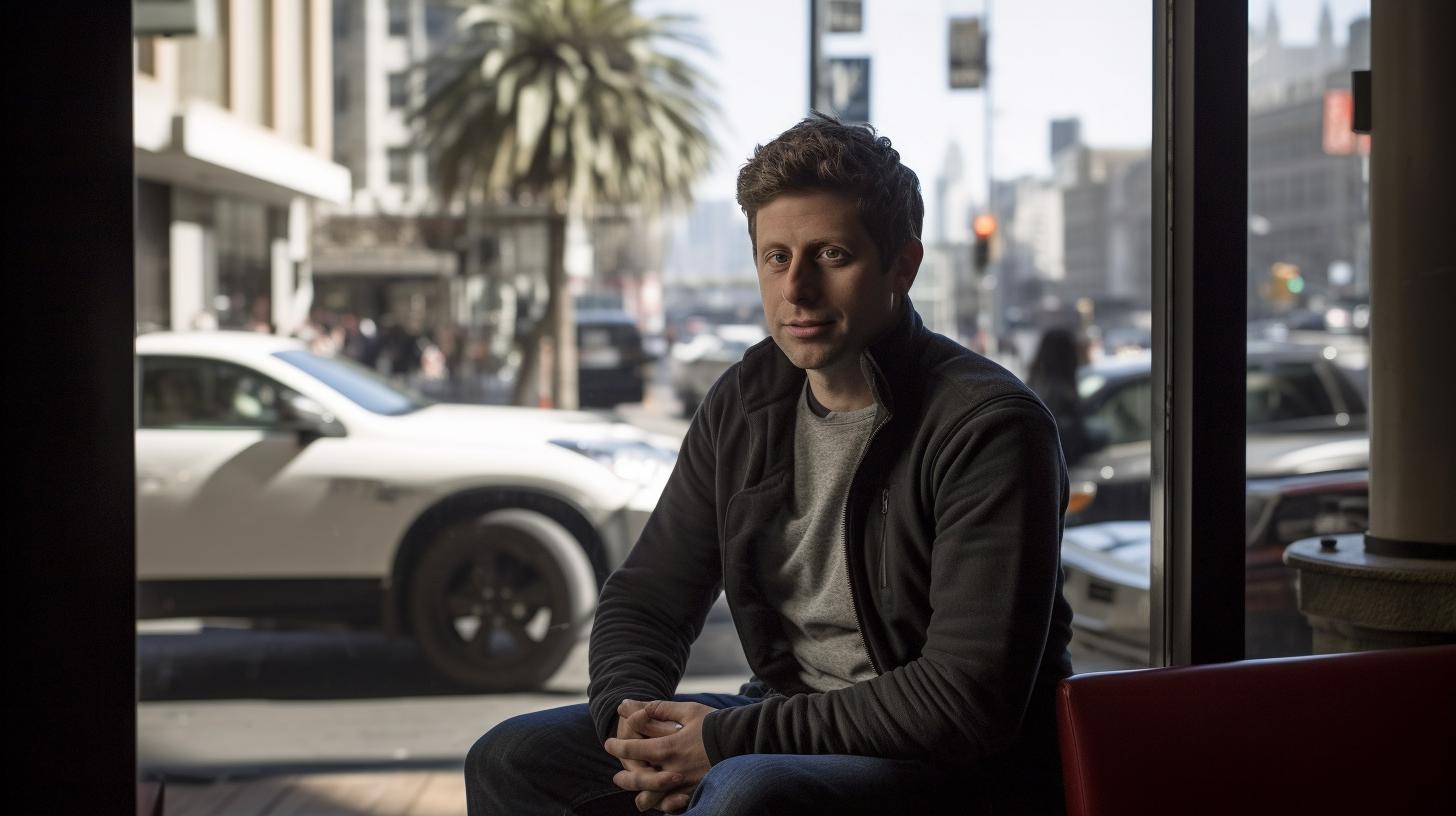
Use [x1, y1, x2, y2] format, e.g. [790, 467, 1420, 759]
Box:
[803, 382, 879, 424]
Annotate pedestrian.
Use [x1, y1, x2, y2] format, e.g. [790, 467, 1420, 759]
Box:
[467, 114, 1073, 814]
[1027, 327, 1092, 466]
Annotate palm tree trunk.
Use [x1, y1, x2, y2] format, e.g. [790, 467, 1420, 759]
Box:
[551, 211, 578, 410]
[509, 212, 575, 408]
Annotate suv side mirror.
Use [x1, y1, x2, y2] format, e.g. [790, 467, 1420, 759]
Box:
[278, 393, 346, 442]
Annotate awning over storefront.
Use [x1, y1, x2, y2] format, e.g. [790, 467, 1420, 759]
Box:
[312, 245, 457, 277]
[135, 83, 350, 205]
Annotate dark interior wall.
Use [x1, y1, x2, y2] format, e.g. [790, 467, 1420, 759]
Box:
[8, 6, 136, 813]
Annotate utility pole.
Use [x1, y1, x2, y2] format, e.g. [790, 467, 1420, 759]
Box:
[808, 0, 826, 112]
[980, 0, 998, 356]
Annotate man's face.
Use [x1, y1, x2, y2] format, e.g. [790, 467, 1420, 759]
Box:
[755, 190, 918, 377]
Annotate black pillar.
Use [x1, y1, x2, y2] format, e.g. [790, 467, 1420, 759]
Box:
[1151, 0, 1248, 665]
[9, 5, 137, 813]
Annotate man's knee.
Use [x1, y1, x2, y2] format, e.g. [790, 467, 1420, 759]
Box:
[690, 755, 813, 816]
[466, 713, 531, 783]
[467, 708, 581, 787]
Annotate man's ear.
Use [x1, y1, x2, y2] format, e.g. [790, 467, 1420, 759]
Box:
[891, 238, 924, 295]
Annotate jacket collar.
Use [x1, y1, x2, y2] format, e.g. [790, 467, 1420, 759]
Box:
[737, 296, 926, 416]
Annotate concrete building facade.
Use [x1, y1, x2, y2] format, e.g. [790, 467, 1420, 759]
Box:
[134, 0, 350, 336]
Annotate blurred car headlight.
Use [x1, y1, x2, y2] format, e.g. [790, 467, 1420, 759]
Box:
[1068, 481, 1098, 515]
[550, 438, 677, 489]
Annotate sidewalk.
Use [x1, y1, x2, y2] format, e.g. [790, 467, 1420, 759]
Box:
[161, 770, 465, 816]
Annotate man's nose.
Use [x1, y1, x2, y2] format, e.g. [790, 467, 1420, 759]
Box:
[783, 256, 820, 305]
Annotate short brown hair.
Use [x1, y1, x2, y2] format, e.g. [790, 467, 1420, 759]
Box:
[736, 113, 924, 268]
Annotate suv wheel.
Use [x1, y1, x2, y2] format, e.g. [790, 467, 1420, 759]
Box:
[408, 509, 594, 691]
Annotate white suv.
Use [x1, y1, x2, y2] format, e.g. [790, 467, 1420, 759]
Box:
[136, 331, 676, 690]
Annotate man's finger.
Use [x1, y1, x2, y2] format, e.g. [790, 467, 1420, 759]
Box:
[634, 789, 668, 813]
[626, 707, 684, 738]
[644, 700, 702, 722]
[617, 699, 648, 716]
[604, 737, 667, 764]
[612, 766, 683, 793]
[660, 789, 694, 814]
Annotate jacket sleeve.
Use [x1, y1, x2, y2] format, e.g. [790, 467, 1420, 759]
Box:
[586, 379, 727, 744]
[700, 396, 1067, 762]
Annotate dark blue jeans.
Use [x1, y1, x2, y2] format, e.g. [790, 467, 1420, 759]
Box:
[465, 692, 958, 815]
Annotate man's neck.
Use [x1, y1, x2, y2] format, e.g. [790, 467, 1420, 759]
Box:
[806, 364, 875, 413]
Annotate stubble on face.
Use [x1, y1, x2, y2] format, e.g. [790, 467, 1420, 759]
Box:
[753, 190, 904, 401]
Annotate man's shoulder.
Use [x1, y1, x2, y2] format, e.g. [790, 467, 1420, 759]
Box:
[914, 332, 1047, 420]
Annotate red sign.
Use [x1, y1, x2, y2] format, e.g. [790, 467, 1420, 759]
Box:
[1323, 90, 1371, 156]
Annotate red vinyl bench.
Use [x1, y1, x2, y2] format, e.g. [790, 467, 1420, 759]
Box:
[1056, 644, 1456, 815]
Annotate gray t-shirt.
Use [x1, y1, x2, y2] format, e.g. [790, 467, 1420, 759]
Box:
[757, 383, 879, 692]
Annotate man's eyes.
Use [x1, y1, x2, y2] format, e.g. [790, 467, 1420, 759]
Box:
[763, 248, 848, 265]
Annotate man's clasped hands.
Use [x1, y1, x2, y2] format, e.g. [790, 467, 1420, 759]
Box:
[605, 699, 715, 813]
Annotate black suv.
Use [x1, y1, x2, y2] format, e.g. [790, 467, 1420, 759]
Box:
[576, 309, 650, 409]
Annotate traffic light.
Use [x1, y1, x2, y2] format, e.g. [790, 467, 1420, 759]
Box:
[1267, 262, 1303, 305]
[973, 214, 997, 272]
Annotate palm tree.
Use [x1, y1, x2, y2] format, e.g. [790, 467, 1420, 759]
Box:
[415, 0, 715, 408]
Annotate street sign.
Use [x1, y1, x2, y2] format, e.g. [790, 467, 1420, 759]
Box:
[949, 18, 987, 90]
[827, 0, 863, 33]
[1323, 90, 1371, 156]
[828, 58, 871, 124]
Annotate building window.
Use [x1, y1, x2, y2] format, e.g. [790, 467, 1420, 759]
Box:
[389, 0, 409, 37]
[334, 76, 348, 114]
[425, 3, 455, 41]
[388, 148, 410, 185]
[389, 72, 409, 109]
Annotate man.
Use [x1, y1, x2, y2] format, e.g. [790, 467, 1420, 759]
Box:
[467, 115, 1074, 815]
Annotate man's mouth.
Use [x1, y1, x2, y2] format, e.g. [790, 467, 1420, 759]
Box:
[783, 319, 833, 339]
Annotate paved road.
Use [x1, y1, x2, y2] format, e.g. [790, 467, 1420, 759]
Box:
[139, 600, 751, 779]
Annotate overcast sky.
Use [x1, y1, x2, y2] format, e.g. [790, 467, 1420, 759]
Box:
[643, 0, 1370, 213]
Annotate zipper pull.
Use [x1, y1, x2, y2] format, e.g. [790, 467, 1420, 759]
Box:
[881, 488, 889, 514]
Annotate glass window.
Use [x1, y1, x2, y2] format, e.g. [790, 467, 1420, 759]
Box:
[1086, 378, 1152, 446]
[388, 71, 409, 109]
[388, 0, 409, 37]
[140, 357, 296, 430]
[273, 350, 429, 415]
[388, 147, 410, 184]
[1246, 360, 1336, 425]
[334, 76, 348, 114]
[1246, 0, 1373, 660]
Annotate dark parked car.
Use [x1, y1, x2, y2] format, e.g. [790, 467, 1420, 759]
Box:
[1067, 342, 1369, 527]
[576, 310, 651, 409]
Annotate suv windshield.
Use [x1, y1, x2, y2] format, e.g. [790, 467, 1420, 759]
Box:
[274, 350, 431, 416]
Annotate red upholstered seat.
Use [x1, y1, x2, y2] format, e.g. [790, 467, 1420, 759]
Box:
[1056, 644, 1456, 816]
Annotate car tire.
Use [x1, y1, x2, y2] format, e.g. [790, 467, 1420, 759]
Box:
[408, 508, 596, 691]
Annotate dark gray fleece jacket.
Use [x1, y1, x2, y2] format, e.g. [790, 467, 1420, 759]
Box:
[587, 300, 1073, 799]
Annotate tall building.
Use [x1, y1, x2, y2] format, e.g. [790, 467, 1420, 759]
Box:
[1055, 143, 1148, 316]
[994, 118, 1151, 333]
[1247, 8, 1370, 317]
[315, 0, 468, 335]
[134, 1, 350, 335]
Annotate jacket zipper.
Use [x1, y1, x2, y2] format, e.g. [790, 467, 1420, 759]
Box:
[841, 409, 889, 677]
[878, 488, 890, 589]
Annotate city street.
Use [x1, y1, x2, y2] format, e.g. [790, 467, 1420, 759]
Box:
[139, 378, 1135, 813]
